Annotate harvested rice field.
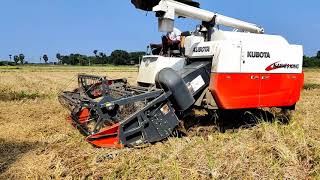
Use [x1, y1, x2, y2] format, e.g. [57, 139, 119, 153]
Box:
[0, 66, 320, 179]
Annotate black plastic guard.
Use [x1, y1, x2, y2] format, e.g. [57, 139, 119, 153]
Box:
[119, 100, 179, 146]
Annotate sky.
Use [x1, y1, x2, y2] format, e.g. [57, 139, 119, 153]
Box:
[0, 0, 319, 62]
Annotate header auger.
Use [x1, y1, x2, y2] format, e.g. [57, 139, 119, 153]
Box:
[59, 0, 304, 148]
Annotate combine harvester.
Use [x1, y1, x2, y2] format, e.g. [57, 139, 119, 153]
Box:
[59, 0, 304, 148]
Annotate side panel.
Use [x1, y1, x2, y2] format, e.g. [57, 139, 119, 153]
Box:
[242, 44, 304, 107]
[209, 73, 260, 109]
[241, 44, 303, 74]
[187, 41, 215, 58]
[259, 73, 304, 107]
[209, 40, 304, 109]
[209, 72, 304, 109]
[209, 40, 261, 109]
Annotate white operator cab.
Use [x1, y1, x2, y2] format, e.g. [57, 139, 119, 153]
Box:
[137, 55, 186, 86]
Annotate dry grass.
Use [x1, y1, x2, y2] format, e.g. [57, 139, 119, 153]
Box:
[0, 66, 320, 179]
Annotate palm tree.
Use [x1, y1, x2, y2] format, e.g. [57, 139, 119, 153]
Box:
[43, 54, 49, 64]
[19, 54, 25, 65]
[56, 53, 62, 64]
[14, 55, 19, 65]
[93, 50, 98, 56]
[9, 54, 12, 61]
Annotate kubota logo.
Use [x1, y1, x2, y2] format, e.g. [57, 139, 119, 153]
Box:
[265, 61, 300, 71]
[193, 46, 210, 53]
[247, 51, 270, 58]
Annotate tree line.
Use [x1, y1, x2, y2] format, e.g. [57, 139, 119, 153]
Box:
[1, 54, 55, 65]
[56, 50, 145, 66]
[303, 51, 320, 67]
[0, 50, 146, 66]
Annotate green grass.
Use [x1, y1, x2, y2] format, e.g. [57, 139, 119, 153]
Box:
[0, 89, 43, 101]
[304, 83, 320, 90]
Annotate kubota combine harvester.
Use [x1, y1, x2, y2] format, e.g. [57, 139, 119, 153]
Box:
[59, 0, 304, 148]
